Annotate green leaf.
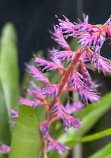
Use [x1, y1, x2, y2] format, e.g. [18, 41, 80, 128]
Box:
[67, 128, 111, 146]
[69, 38, 81, 51]
[0, 82, 11, 158]
[89, 142, 111, 158]
[0, 23, 19, 108]
[103, 154, 111, 158]
[9, 105, 41, 158]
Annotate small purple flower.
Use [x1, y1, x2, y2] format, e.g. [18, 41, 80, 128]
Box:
[8, 109, 18, 118]
[52, 26, 70, 50]
[19, 97, 41, 107]
[28, 81, 46, 100]
[9, 120, 16, 129]
[51, 51, 63, 67]
[29, 81, 41, 91]
[70, 72, 83, 91]
[47, 139, 69, 155]
[58, 15, 75, 37]
[42, 84, 59, 97]
[0, 144, 10, 154]
[52, 103, 65, 119]
[53, 50, 76, 61]
[79, 88, 100, 103]
[65, 102, 84, 114]
[87, 51, 111, 73]
[96, 55, 111, 73]
[81, 65, 95, 89]
[27, 89, 46, 100]
[35, 57, 58, 71]
[40, 122, 50, 139]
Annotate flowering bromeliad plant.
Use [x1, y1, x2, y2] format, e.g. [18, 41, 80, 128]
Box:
[1, 15, 111, 156]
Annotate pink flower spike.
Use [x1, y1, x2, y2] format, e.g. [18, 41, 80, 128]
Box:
[65, 102, 84, 114]
[51, 51, 63, 67]
[8, 109, 18, 118]
[63, 113, 81, 135]
[40, 122, 50, 140]
[47, 139, 69, 155]
[35, 57, 58, 71]
[42, 84, 59, 97]
[0, 144, 10, 154]
[27, 89, 46, 100]
[97, 55, 111, 73]
[26, 64, 50, 85]
[52, 26, 70, 50]
[79, 88, 100, 103]
[29, 81, 41, 91]
[70, 72, 83, 91]
[54, 50, 76, 61]
[81, 65, 94, 89]
[19, 97, 41, 107]
[52, 103, 65, 119]
[58, 16, 75, 37]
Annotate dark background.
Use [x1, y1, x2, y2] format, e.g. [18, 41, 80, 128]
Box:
[0, 0, 111, 157]
[0, 0, 111, 79]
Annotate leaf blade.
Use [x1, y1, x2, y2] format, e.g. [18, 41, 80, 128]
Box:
[67, 128, 111, 146]
[9, 105, 41, 158]
[0, 23, 19, 108]
[89, 142, 111, 158]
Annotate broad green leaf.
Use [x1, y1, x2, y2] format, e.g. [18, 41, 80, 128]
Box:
[9, 105, 40, 158]
[103, 154, 111, 158]
[67, 128, 111, 146]
[0, 82, 11, 158]
[35, 106, 46, 122]
[89, 142, 111, 158]
[0, 23, 19, 108]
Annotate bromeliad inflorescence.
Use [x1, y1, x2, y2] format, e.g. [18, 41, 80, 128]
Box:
[1, 15, 111, 156]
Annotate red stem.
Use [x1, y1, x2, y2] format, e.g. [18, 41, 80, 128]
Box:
[50, 49, 83, 107]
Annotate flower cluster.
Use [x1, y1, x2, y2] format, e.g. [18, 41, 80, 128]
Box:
[1, 15, 111, 156]
[19, 15, 111, 155]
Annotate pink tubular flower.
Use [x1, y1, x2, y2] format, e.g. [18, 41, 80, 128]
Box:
[47, 138, 69, 155]
[27, 89, 46, 100]
[8, 109, 18, 118]
[53, 50, 76, 61]
[0, 144, 10, 154]
[35, 57, 58, 71]
[18, 15, 111, 156]
[52, 26, 70, 50]
[63, 113, 81, 134]
[26, 64, 50, 85]
[19, 97, 41, 107]
[42, 84, 59, 97]
[65, 102, 84, 114]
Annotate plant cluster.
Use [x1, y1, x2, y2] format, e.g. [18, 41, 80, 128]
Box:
[0, 15, 111, 157]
